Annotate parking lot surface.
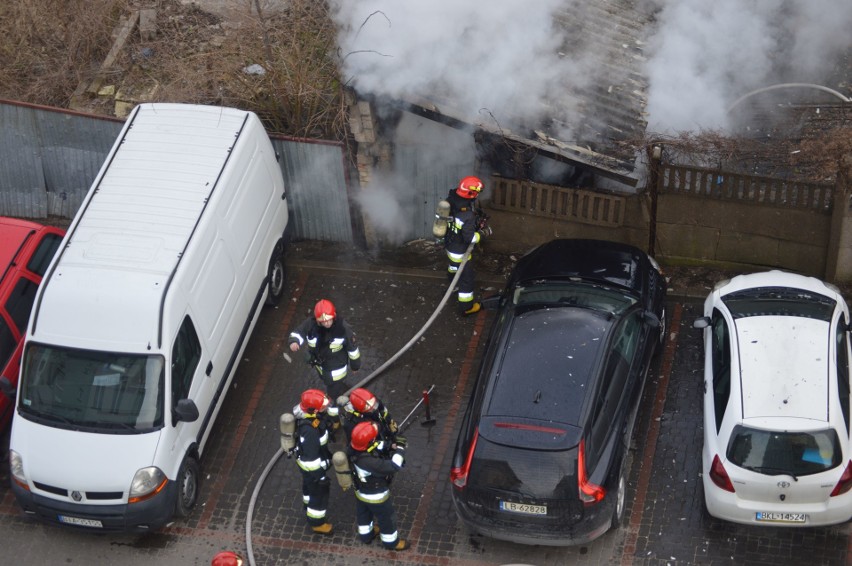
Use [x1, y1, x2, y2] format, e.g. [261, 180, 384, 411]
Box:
[1, 241, 851, 565]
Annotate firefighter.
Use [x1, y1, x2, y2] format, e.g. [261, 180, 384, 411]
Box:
[294, 389, 336, 535]
[339, 387, 400, 448]
[444, 175, 491, 315]
[289, 299, 362, 401]
[348, 421, 410, 551]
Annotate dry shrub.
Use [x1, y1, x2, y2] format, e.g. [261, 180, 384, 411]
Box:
[121, 0, 345, 138]
[0, 0, 129, 106]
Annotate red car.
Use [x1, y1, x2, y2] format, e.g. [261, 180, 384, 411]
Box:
[0, 217, 65, 432]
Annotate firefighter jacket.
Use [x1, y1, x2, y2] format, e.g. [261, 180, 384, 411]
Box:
[288, 316, 361, 382]
[296, 414, 333, 479]
[340, 399, 396, 446]
[348, 445, 405, 504]
[444, 190, 481, 257]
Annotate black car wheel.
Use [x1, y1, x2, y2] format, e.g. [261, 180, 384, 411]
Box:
[611, 470, 626, 530]
[265, 239, 285, 306]
[174, 455, 200, 518]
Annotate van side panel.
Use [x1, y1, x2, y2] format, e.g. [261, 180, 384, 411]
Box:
[10, 104, 289, 532]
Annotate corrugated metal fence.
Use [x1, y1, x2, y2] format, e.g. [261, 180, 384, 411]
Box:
[0, 101, 354, 244]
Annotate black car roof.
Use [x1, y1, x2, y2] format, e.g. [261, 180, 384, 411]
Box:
[484, 306, 611, 427]
[509, 238, 645, 294]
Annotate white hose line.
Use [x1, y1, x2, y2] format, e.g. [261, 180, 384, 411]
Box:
[244, 242, 476, 566]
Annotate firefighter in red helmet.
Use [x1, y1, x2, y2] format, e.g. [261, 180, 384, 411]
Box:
[347, 421, 409, 551]
[211, 551, 244, 566]
[294, 389, 336, 535]
[444, 176, 491, 315]
[288, 299, 362, 401]
[339, 387, 400, 449]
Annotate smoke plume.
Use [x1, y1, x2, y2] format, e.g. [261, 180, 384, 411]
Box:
[645, 0, 852, 133]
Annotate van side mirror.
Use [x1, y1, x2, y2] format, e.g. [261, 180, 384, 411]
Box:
[174, 399, 200, 424]
[693, 317, 711, 329]
[0, 376, 15, 400]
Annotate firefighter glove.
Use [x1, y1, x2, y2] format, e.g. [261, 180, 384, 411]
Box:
[479, 226, 493, 238]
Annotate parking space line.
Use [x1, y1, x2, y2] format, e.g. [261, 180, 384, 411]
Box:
[620, 303, 682, 566]
[407, 308, 488, 553]
[196, 270, 310, 530]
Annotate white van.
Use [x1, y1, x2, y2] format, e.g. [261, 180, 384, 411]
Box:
[8, 103, 290, 531]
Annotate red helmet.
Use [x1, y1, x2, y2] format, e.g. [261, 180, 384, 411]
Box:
[211, 551, 244, 566]
[456, 176, 483, 199]
[351, 421, 379, 451]
[300, 389, 330, 414]
[350, 388, 377, 413]
[314, 299, 336, 322]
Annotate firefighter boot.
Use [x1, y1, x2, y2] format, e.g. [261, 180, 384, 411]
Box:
[389, 539, 410, 551]
[311, 522, 334, 535]
[462, 302, 481, 316]
[363, 525, 381, 544]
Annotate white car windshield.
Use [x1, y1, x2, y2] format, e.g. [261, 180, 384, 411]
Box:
[19, 343, 165, 432]
[722, 286, 836, 321]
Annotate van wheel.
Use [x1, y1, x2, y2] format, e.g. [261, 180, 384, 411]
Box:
[174, 455, 200, 518]
[610, 470, 626, 530]
[265, 239, 286, 306]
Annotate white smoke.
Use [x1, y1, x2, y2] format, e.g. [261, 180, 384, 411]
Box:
[645, 0, 852, 133]
[329, 0, 590, 136]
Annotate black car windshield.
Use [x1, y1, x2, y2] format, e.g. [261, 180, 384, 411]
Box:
[726, 425, 842, 477]
[722, 286, 836, 321]
[513, 281, 637, 316]
[19, 342, 165, 432]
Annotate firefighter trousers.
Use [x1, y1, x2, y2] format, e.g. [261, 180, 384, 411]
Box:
[301, 473, 330, 526]
[447, 252, 476, 312]
[355, 496, 401, 548]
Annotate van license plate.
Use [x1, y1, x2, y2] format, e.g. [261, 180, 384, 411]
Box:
[58, 515, 103, 528]
[755, 512, 807, 523]
[499, 500, 547, 515]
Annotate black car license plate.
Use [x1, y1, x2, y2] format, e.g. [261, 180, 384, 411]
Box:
[499, 500, 547, 515]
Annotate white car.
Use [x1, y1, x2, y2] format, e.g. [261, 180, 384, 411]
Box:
[694, 270, 852, 527]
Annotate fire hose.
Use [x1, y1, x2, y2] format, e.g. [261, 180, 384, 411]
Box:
[244, 241, 476, 566]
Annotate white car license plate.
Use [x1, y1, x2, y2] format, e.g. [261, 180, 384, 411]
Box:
[755, 512, 807, 524]
[58, 515, 103, 528]
[499, 500, 547, 515]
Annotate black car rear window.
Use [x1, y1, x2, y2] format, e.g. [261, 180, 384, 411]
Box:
[470, 435, 578, 497]
[722, 286, 836, 321]
[485, 307, 609, 425]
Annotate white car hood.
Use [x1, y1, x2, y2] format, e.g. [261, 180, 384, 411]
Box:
[12, 417, 162, 495]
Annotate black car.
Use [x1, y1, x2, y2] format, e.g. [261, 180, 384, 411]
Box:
[450, 238, 667, 545]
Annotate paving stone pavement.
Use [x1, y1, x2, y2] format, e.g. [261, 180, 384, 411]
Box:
[1, 239, 851, 565]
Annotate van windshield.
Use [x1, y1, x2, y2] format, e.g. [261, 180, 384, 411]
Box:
[19, 343, 165, 432]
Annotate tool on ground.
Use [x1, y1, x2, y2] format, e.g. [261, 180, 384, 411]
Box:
[396, 384, 436, 434]
[420, 388, 437, 427]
